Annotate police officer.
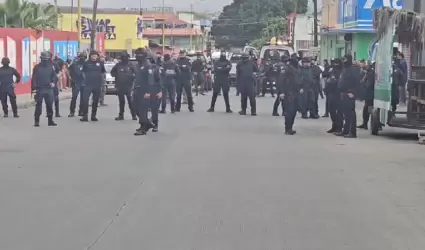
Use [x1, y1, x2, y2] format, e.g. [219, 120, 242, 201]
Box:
[133, 48, 163, 135]
[32, 52, 58, 127]
[357, 62, 375, 130]
[175, 50, 194, 112]
[98, 56, 108, 107]
[324, 58, 343, 133]
[299, 57, 314, 119]
[236, 52, 258, 115]
[80, 51, 106, 122]
[68, 52, 86, 117]
[335, 54, 360, 138]
[207, 50, 232, 113]
[0, 57, 21, 118]
[277, 57, 301, 135]
[48, 52, 62, 118]
[310, 58, 322, 119]
[272, 54, 289, 116]
[110, 51, 137, 120]
[321, 59, 331, 117]
[192, 53, 205, 96]
[160, 53, 179, 113]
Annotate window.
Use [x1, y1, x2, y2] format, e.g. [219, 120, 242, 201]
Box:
[143, 20, 154, 28]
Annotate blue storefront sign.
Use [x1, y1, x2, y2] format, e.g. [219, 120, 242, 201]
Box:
[338, 0, 403, 30]
[53, 41, 78, 61]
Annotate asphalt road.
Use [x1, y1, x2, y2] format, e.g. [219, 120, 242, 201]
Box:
[1, 92, 425, 250]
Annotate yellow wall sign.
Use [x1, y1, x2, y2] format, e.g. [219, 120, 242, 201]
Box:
[60, 13, 142, 50]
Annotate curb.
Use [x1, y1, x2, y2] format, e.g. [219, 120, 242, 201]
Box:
[16, 91, 73, 109]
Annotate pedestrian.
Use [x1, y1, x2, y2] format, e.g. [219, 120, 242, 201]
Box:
[175, 50, 194, 112]
[311, 58, 322, 119]
[0, 57, 21, 118]
[396, 52, 408, 103]
[335, 54, 360, 138]
[324, 58, 343, 133]
[272, 54, 289, 116]
[48, 52, 62, 118]
[277, 57, 301, 135]
[237, 52, 258, 116]
[160, 53, 179, 114]
[357, 62, 375, 129]
[68, 52, 86, 117]
[110, 51, 137, 121]
[32, 51, 58, 127]
[207, 50, 232, 113]
[299, 57, 314, 119]
[80, 51, 106, 122]
[133, 48, 163, 135]
[192, 53, 205, 96]
[321, 59, 331, 117]
[98, 56, 108, 107]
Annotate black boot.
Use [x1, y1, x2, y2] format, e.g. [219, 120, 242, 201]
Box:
[152, 122, 158, 132]
[189, 106, 194, 112]
[80, 115, 89, 122]
[115, 114, 124, 121]
[13, 113, 19, 118]
[91, 115, 98, 122]
[159, 110, 166, 114]
[132, 114, 138, 120]
[226, 108, 232, 113]
[239, 110, 246, 115]
[68, 112, 75, 117]
[47, 117, 57, 126]
[285, 130, 296, 135]
[3, 113, 8, 118]
[134, 125, 146, 135]
[34, 117, 40, 127]
[207, 107, 214, 112]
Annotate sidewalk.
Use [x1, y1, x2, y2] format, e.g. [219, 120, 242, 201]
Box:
[16, 89, 73, 109]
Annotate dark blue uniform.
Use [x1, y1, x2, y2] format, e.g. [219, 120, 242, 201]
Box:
[175, 57, 194, 111]
[50, 60, 61, 117]
[160, 59, 180, 113]
[110, 61, 136, 119]
[324, 62, 343, 133]
[0, 65, 20, 117]
[236, 57, 258, 115]
[81, 59, 106, 120]
[209, 57, 232, 112]
[68, 58, 85, 116]
[32, 60, 57, 126]
[299, 65, 314, 118]
[272, 61, 288, 116]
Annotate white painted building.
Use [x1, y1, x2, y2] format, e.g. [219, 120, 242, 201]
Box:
[293, 0, 322, 52]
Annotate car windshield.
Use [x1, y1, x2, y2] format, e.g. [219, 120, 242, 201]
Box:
[104, 64, 114, 73]
[263, 48, 289, 61]
[230, 54, 243, 63]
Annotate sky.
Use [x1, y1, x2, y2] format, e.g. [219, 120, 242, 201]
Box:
[31, 0, 232, 12]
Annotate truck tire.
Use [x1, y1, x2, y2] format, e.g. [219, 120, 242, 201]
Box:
[371, 108, 380, 136]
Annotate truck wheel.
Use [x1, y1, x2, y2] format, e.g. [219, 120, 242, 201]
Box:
[371, 108, 380, 136]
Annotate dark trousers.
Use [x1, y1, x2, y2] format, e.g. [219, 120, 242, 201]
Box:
[284, 94, 299, 131]
[117, 87, 135, 116]
[70, 84, 84, 114]
[313, 90, 319, 115]
[34, 88, 54, 118]
[176, 82, 193, 110]
[54, 93, 60, 115]
[342, 95, 357, 136]
[81, 85, 101, 117]
[300, 89, 316, 116]
[361, 99, 373, 125]
[273, 94, 284, 115]
[193, 73, 204, 95]
[211, 77, 230, 109]
[324, 94, 329, 115]
[328, 94, 343, 131]
[161, 83, 176, 112]
[136, 94, 160, 126]
[0, 87, 17, 115]
[240, 89, 256, 113]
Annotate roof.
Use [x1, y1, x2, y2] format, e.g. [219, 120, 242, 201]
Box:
[58, 6, 175, 17]
[143, 28, 201, 36]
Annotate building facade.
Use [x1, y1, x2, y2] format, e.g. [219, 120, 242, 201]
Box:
[58, 7, 202, 54]
[320, 0, 404, 61]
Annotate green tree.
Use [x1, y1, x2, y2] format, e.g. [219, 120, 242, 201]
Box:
[211, 0, 307, 48]
[0, 0, 59, 29]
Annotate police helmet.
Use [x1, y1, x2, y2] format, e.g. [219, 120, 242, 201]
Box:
[135, 47, 148, 57]
[281, 54, 290, 62]
[120, 51, 129, 59]
[1, 57, 10, 65]
[164, 54, 171, 61]
[89, 50, 99, 56]
[290, 53, 298, 60]
[40, 51, 50, 60]
[78, 52, 87, 59]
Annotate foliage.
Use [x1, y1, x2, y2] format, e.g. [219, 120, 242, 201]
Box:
[211, 0, 307, 48]
[0, 0, 59, 29]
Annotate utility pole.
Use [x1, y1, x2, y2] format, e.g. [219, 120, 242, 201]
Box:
[313, 0, 318, 47]
[162, 0, 165, 54]
[90, 0, 98, 51]
[77, 0, 82, 51]
[190, 3, 193, 50]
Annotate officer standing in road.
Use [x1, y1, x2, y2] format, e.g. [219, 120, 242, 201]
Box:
[160, 53, 179, 114]
[311, 58, 322, 119]
[110, 51, 137, 121]
[207, 50, 232, 113]
[192, 53, 205, 96]
[68, 52, 86, 117]
[277, 57, 301, 135]
[32, 52, 58, 127]
[98, 56, 108, 107]
[272, 54, 289, 116]
[0, 57, 21, 118]
[357, 62, 375, 130]
[80, 51, 106, 122]
[149, 53, 163, 132]
[48, 52, 62, 118]
[133, 48, 162, 135]
[236, 52, 258, 116]
[335, 54, 360, 138]
[299, 57, 314, 119]
[175, 50, 194, 112]
[324, 58, 343, 133]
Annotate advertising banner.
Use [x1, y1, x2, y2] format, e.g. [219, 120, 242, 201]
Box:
[96, 32, 105, 55]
